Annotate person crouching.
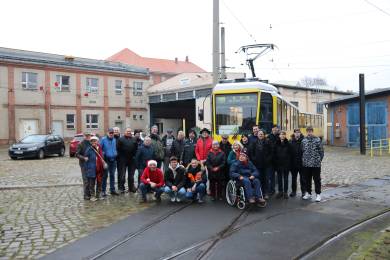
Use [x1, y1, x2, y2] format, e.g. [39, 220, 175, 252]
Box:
[185, 159, 207, 203]
[164, 156, 187, 202]
[230, 149, 266, 206]
[206, 141, 226, 201]
[139, 160, 165, 203]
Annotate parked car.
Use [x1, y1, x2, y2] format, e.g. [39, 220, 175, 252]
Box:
[69, 134, 84, 157]
[9, 134, 65, 160]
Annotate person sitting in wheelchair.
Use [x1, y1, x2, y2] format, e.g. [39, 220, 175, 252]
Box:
[229, 149, 266, 207]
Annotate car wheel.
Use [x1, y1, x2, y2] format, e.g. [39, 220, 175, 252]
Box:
[59, 147, 65, 157]
[38, 149, 45, 160]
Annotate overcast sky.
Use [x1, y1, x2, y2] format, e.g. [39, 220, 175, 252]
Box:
[1, 0, 390, 91]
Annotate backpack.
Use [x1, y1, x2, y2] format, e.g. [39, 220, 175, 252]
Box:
[152, 139, 164, 160]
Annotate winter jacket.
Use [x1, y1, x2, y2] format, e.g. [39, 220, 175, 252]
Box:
[164, 164, 187, 190]
[195, 136, 212, 161]
[268, 133, 279, 166]
[170, 139, 185, 161]
[135, 144, 155, 170]
[150, 134, 164, 161]
[181, 138, 197, 166]
[219, 141, 232, 159]
[206, 149, 226, 180]
[117, 136, 138, 163]
[249, 138, 272, 169]
[84, 144, 104, 180]
[76, 139, 91, 165]
[290, 134, 304, 169]
[162, 135, 175, 158]
[140, 167, 165, 188]
[227, 150, 240, 166]
[186, 164, 207, 188]
[274, 139, 293, 169]
[249, 134, 258, 144]
[230, 160, 259, 180]
[240, 140, 250, 150]
[301, 136, 324, 168]
[100, 136, 117, 161]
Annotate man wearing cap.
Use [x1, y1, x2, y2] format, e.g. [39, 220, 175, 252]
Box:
[181, 129, 197, 167]
[230, 149, 266, 206]
[139, 160, 165, 202]
[301, 126, 324, 202]
[75, 131, 92, 200]
[195, 128, 212, 164]
[100, 128, 119, 196]
[117, 127, 138, 193]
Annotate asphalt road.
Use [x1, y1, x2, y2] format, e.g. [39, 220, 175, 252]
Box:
[44, 176, 390, 260]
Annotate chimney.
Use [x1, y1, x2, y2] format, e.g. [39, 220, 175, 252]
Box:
[174, 57, 178, 64]
[185, 56, 189, 62]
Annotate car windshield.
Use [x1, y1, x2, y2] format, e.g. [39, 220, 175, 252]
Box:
[20, 135, 47, 143]
[215, 93, 258, 135]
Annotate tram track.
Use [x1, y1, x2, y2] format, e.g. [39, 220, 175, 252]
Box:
[87, 202, 193, 260]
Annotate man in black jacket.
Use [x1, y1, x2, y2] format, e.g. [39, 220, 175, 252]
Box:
[164, 156, 187, 202]
[219, 134, 232, 184]
[75, 132, 92, 200]
[249, 130, 272, 199]
[181, 129, 197, 167]
[267, 125, 280, 195]
[170, 131, 185, 163]
[289, 129, 305, 197]
[117, 127, 138, 193]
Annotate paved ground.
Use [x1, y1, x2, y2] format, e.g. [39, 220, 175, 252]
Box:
[0, 145, 389, 259]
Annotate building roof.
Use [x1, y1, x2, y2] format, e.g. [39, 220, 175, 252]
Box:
[107, 48, 206, 75]
[322, 87, 390, 105]
[0, 47, 148, 76]
[273, 82, 353, 95]
[147, 72, 245, 94]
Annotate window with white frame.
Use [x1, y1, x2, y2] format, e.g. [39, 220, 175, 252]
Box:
[139, 114, 144, 120]
[86, 114, 99, 129]
[133, 114, 137, 120]
[86, 78, 98, 94]
[66, 114, 75, 129]
[133, 82, 143, 96]
[22, 72, 38, 90]
[115, 80, 122, 95]
[56, 75, 70, 92]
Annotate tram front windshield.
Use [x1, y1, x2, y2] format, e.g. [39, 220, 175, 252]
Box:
[215, 93, 258, 135]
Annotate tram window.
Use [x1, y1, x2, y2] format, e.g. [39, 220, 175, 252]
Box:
[281, 101, 287, 130]
[259, 92, 273, 134]
[293, 109, 298, 129]
[287, 105, 291, 131]
[298, 113, 305, 128]
[215, 93, 258, 135]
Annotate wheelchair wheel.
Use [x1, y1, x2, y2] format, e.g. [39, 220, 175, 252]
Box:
[237, 187, 246, 210]
[226, 180, 237, 206]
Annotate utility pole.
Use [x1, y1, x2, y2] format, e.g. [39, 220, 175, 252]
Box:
[212, 0, 220, 86]
[359, 74, 366, 155]
[220, 26, 226, 80]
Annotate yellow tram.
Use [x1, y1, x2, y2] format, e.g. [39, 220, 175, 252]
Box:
[212, 79, 323, 142]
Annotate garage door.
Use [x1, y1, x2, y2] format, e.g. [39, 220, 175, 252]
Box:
[19, 119, 39, 139]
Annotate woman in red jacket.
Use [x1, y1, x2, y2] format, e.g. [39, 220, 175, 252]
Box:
[195, 128, 212, 164]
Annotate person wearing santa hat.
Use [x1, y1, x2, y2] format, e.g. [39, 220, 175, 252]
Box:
[139, 160, 165, 203]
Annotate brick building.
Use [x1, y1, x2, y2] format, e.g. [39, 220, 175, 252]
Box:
[0, 47, 149, 144]
[323, 88, 390, 147]
[107, 48, 206, 86]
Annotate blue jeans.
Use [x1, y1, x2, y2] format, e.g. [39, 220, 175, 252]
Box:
[242, 178, 262, 200]
[102, 160, 117, 193]
[139, 183, 164, 200]
[164, 186, 186, 200]
[185, 183, 206, 200]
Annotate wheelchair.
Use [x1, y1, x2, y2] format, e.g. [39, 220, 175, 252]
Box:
[225, 179, 267, 210]
[225, 179, 246, 210]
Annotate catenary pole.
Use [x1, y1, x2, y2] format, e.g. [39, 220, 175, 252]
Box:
[359, 74, 366, 155]
[221, 27, 226, 80]
[212, 0, 220, 87]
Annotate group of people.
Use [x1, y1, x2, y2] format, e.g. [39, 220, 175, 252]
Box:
[75, 123, 324, 205]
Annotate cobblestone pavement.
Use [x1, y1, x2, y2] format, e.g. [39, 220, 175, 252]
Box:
[0, 145, 389, 259]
